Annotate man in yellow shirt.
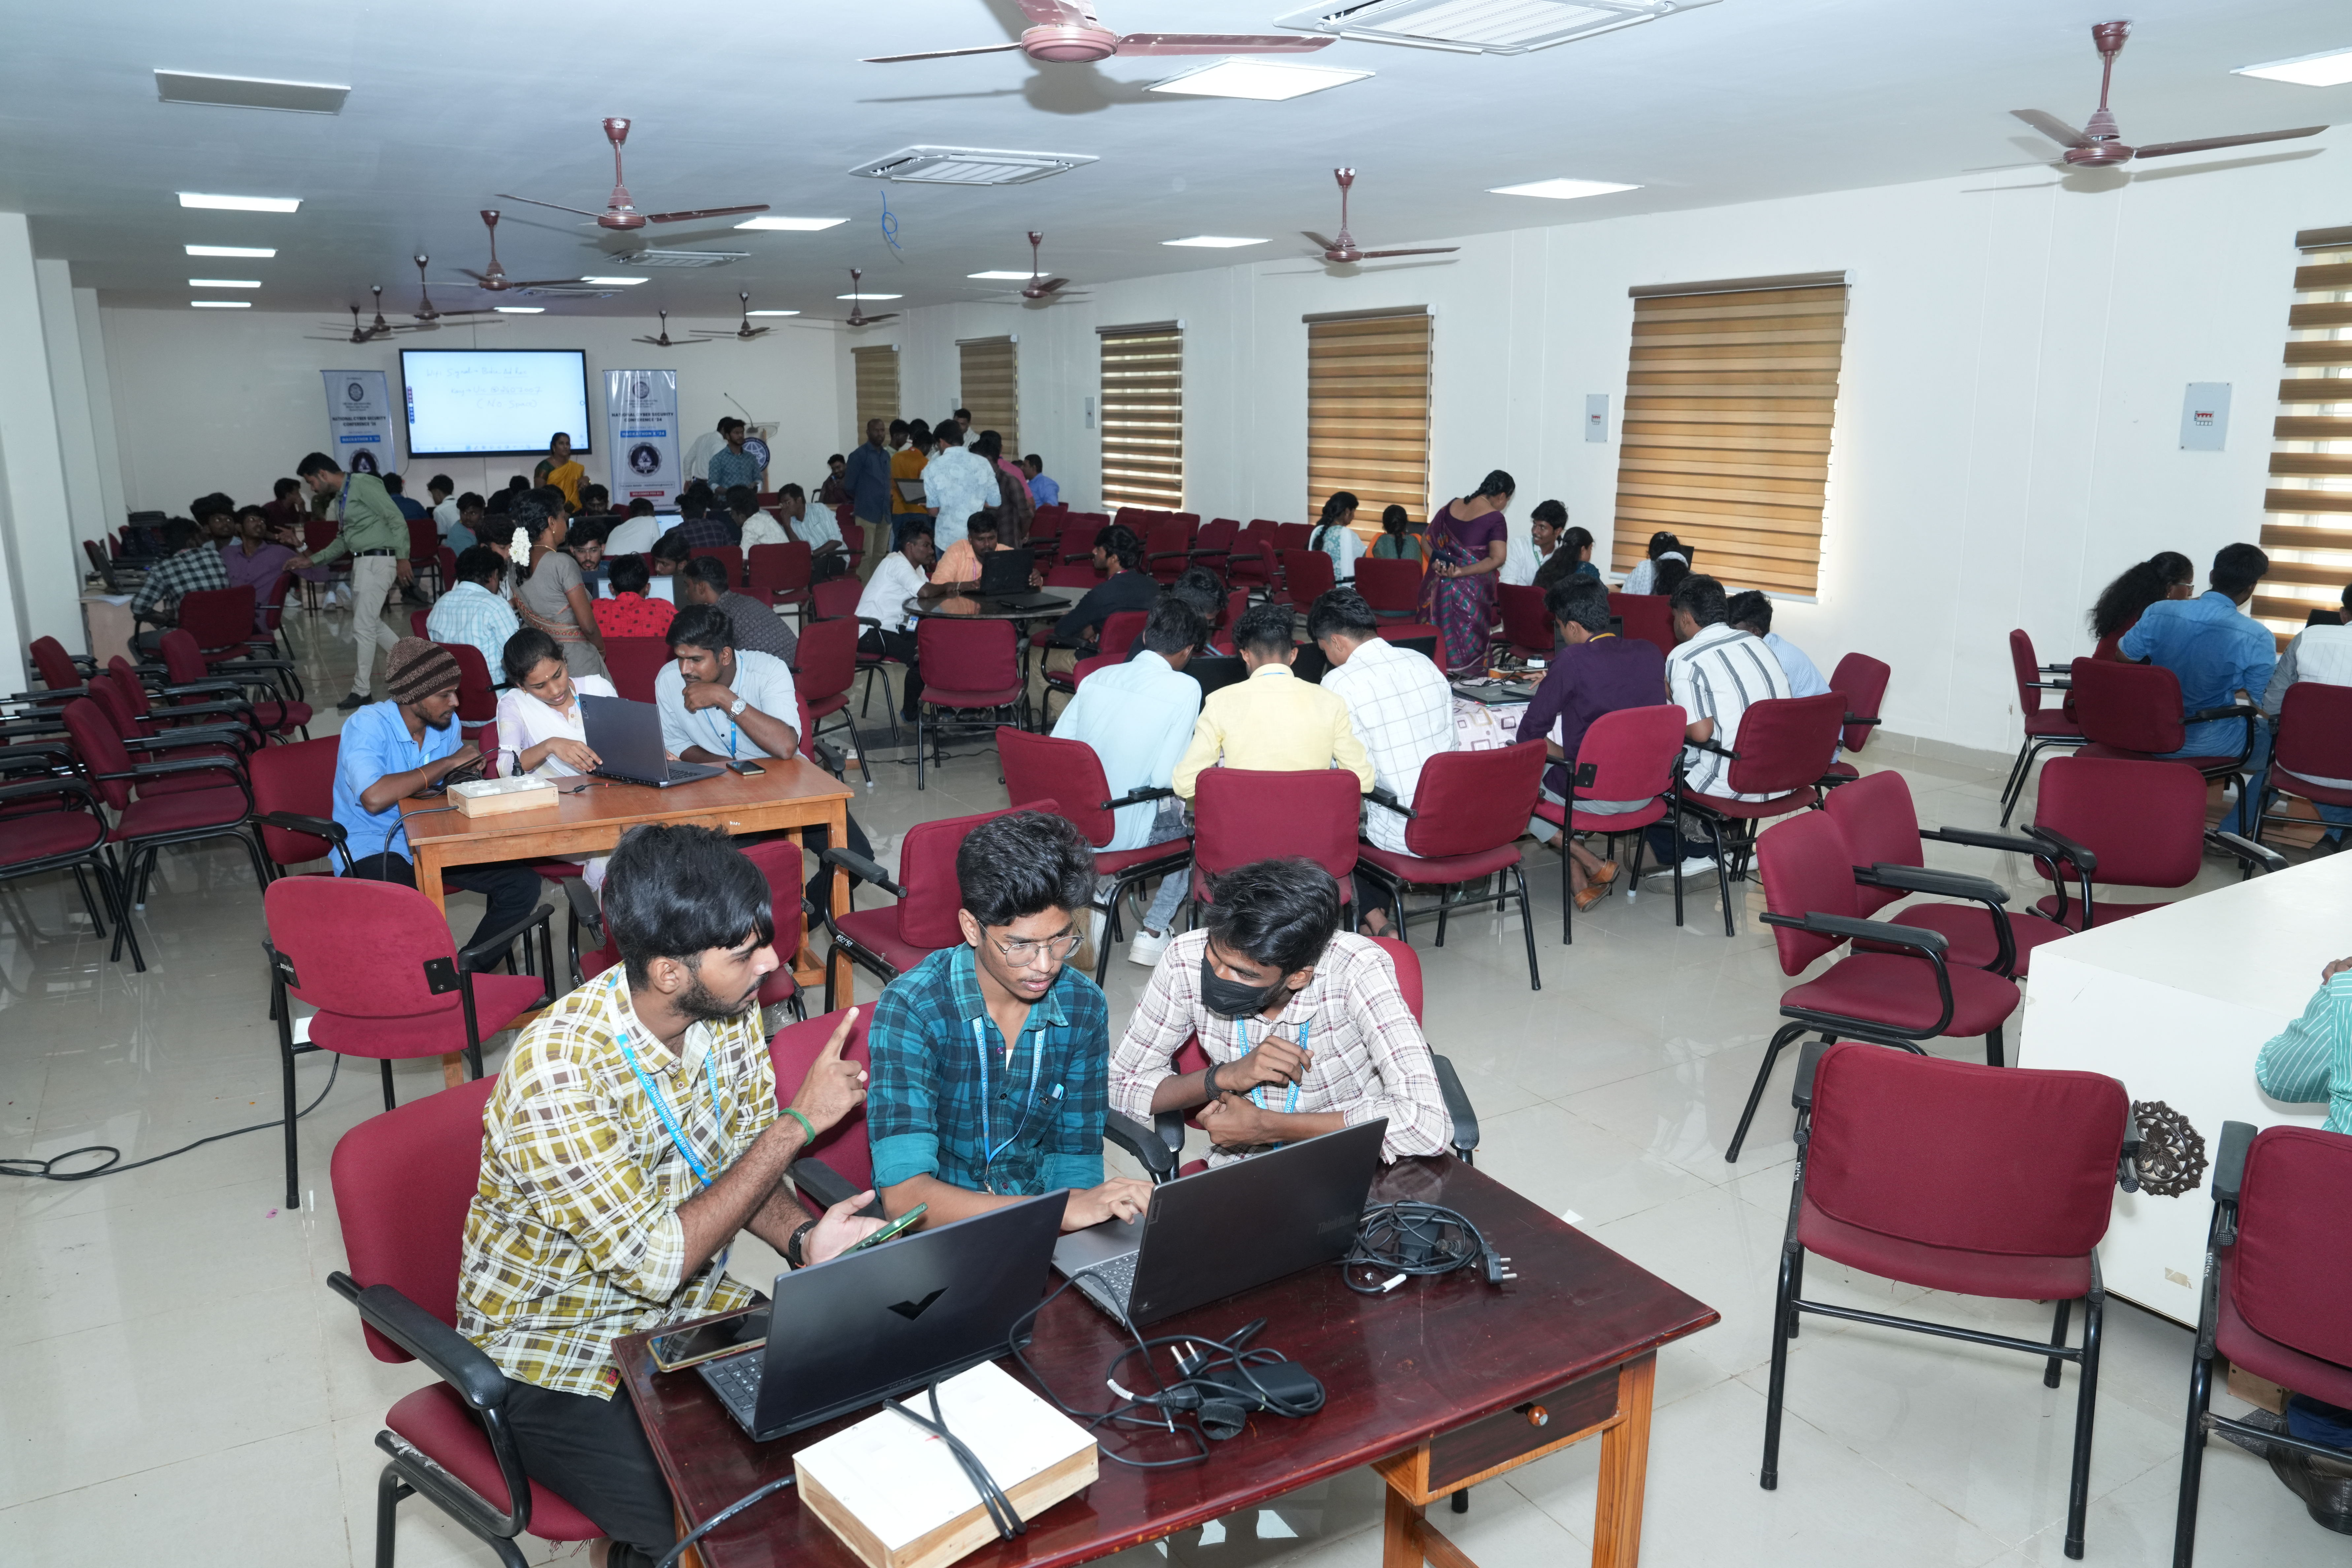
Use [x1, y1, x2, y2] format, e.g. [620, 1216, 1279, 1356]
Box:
[1173, 601, 1375, 800]
[533, 432, 586, 508]
[889, 418, 931, 550]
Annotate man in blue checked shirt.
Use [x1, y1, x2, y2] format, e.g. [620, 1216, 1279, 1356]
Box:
[2119, 542, 2277, 836]
[865, 811, 1154, 1233]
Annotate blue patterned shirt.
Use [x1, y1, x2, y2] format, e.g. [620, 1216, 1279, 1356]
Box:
[2119, 591, 2277, 759]
[426, 580, 521, 688]
[866, 944, 1109, 1197]
[707, 447, 762, 494]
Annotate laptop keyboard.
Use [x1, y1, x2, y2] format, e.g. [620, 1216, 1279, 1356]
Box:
[1080, 1250, 1140, 1310]
[701, 1350, 763, 1416]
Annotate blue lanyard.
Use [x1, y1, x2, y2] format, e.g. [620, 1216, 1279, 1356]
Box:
[619, 1036, 724, 1187]
[1243, 1017, 1309, 1116]
[974, 1014, 1054, 1190]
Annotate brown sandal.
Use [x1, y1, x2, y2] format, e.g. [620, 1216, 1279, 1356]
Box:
[1589, 861, 1620, 888]
[1575, 882, 1609, 912]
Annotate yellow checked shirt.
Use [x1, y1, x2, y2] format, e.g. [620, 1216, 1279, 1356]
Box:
[457, 967, 778, 1398]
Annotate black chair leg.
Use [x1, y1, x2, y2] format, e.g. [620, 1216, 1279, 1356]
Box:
[2045, 1296, 2072, 1388]
[1434, 886, 1448, 947]
[380, 1059, 396, 1112]
[1513, 864, 1540, 991]
[1728, 1020, 1810, 1162]
[2172, 1335, 2215, 1568]
[375, 1463, 409, 1568]
[102, 859, 144, 971]
[1559, 832, 1573, 945]
[915, 706, 928, 790]
[1985, 1023, 2005, 1069]
[279, 1016, 301, 1210]
[69, 864, 106, 938]
[2064, 1283, 2104, 1560]
[1761, 1236, 1802, 1489]
[1671, 810, 1686, 929]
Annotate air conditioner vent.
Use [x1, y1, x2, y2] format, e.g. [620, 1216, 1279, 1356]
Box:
[1274, 0, 1716, 54]
[616, 249, 749, 269]
[848, 146, 1098, 186]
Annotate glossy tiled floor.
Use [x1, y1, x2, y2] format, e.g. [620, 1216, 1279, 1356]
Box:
[0, 603, 2338, 1567]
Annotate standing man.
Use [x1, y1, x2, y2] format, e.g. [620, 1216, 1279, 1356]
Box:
[2121, 542, 2276, 836]
[843, 419, 894, 578]
[708, 418, 762, 496]
[288, 450, 413, 711]
[533, 433, 586, 510]
[890, 418, 932, 552]
[922, 421, 999, 555]
[682, 417, 731, 492]
[1310, 588, 1455, 937]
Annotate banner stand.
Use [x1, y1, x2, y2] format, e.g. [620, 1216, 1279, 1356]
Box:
[606, 370, 682, 507]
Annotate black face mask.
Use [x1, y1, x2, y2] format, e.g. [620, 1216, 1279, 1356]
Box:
[1199, 952, 1285, 1019]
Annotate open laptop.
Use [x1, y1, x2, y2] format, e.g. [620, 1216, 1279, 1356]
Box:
[972, 547, 1065, 612]
[699, 1192, 1065, 1441]
[580, 695, 724, 788]
[1185, 654, 1249, 701]
[1053, 1120, 1385, 1327]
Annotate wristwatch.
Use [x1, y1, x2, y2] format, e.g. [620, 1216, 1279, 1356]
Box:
[786, 1218, 818, 1270]
[728, 697, 748, 718]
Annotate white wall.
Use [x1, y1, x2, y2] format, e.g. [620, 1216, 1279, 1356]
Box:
[851, 137, 2342, 760]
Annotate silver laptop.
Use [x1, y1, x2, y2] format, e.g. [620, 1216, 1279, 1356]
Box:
[580, 695, 724, 787]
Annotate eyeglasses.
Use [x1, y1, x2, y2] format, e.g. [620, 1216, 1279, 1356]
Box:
[991, 931, 1081, 966]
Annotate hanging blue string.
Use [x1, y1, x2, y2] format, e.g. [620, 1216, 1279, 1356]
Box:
[880, 190, 902, 257]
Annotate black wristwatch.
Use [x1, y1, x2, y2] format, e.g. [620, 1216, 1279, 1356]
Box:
[786, 1218, 818, 1270]
[1203, 1061, 1221, 1098]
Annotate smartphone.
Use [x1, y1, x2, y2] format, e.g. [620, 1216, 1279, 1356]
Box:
[727, 759, 766, 776]
[648, 1306, 768, 1373]
[844, 1203, 927, 1254]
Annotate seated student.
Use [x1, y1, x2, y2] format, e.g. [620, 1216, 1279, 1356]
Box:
[1310, 491, 1365, 583]
[1108, 857, 1449, 1164]
[1310, 588, 1453, 937]
[1656, 573, 1791, 879]
[721, 485, 773, 550]
[774, 483, 846, 570]
[647, 525, 691, 593]
[922, 511, 1036, 596]
[494, 627, 620, 884]
[604, 497, 662, 559]
[1621, 531, 1688, 596]
[1370, 504, 1425, 565]
[382, 471, 429, 522]
[1048, 524, 1158, 648]
[458, 825, 880, 1568]
[1173, 602, 1375, 801]
[1052, 599, 1207, 966]
[1649, 555, 1691, 603]
[1022, 454, 1059, 510]
[1505, 499, 1566, 587]
[2120, 542, 2275, 836]
[594, 552, 675, 638]
[1518, 577, 1667, 907]
[865, 810, 1155, 1231]
[575, 483, 611, 525]
[675, 554, 794, 664]
[2262, 580, 2352, 851]
[445, 492, 489, 556]
[129, 517, 230, 646]
[2089, 551, 2197, 661]
[818, 452, 851, 509]
[855, 525, 935, 724]
[221, 504, 295, 629]
[1535, 525, 1599, 592]
[333, 638, 542, 951]
[427, 546, 521, 682]
[1726, 590, 1828, 699]
[673, 484, 737, 548]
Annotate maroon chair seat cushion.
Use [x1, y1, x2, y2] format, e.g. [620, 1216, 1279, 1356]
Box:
[1094, 838, 1191, 877]
[1780, 953, 2019, 1036]
[126, 750, 246, 797]
[1357, 841, 1525, 884]
[250, 699, 313, 735]
[384, 1385, 602, 1541]
[2269, 765, 2352, 808]
[1885, 904, 2069, 978]
[2216, 1275, 2352, 1412]
[111, 783, 250, 838]
[1532, 796, 1672, 834]
[830, 907, 935, 976]
[1797, 1196, 2093, 1301]
[307, 972, 549, 1061]
[923, 682, 1024, 708]
[806, 690, 850, 721]
[1, 810, 107, 866]
[1822, 761, 1859, 781]
[2022, 710, 2084, 739]
[1683, 786, 1818, 820]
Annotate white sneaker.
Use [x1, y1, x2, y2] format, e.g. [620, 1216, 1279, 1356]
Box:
[1646, 854, 1719, 881]
[1127, 927, 1172, 968]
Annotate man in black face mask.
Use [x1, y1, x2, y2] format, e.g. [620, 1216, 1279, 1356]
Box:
[1107, 858, 1450, 1164]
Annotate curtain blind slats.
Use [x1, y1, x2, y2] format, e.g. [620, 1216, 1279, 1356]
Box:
[957, 337, 1018, 458]
[852, 346, 898, 442]
[1613, 282, 1846, 596]
[1100, 326, 1184, 512]
[1307, 311, 1431, 526]
[2260, 236, 2352, 643]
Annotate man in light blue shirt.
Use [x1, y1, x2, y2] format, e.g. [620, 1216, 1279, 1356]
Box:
[2119, 543, 2275, 834]
[1727, 592, 1829, 698]
[922, 423, 1000, 553]
[426, 547, 520, 687]
[1051, 599, 1206, 966]
[1023, 455, 1060, 510]
[655, 604, 806, 763]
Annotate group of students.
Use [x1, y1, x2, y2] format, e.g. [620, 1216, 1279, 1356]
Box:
[838, 412, 1058, 569]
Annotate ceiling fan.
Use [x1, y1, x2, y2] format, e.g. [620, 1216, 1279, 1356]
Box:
[459, 210, 581, 293]
[307, 303, 382, 344]
[841, 269, 900, 329]
[1305, 169, 1458, 266]
[690, 293, 772, 341]
[310, 286, 416, 342]
[1019, 231, 1078, 301]
[2012, 21, 2325, 169]
[497, 118, 769, 230]
[406, 254, 500, 327]
[864, 0, 1331, 65]
[633, 309, 705, 347]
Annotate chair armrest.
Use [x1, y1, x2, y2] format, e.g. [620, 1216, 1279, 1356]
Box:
[1430, 1055, 1480, 1157]
[1102, 785, 1174, 812]
[326, 1275, 509, 1412]
[0, 775, 99, 809]
[820, 847, 902, 899]
[2026, 825, 2098, 875]
[809, 738, 848, 780]
[1366, 784, 1419, 819]
[153, 698, 258, 722]
[2029, 678, 2071, 691]
[1923, 826, 2045, 856]
[1791, 1038, 1830, 1110]
[2117, 1113, 2143, 1193]
[2211, 1121, 2254, 1205]
[257, 810, 344, 843]
[2208, 830, 2287, 876]
[0, 715, 68, 737]
[148, 677, 249, 699]
[1854, 864, 2010, 904]
[129, 728, 252, 755]
[457, 902, 554, 973]
[0, 742, 77, 772]
[1104, 1111, 1179, 1182]
[1762, 909, 1950, 957]
[854, 615, 883, 630]
[119, 754, 243, 782]
[1842, 714, 1883, 728]
[563, 877, 604, 942]
[786, 1154, 885, 1218]
[2183, 702, 2261, 727]
[3, 686, 83, 703]
[1692, 737, 1739, 760]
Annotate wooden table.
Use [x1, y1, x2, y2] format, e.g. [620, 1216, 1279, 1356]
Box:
[615, 1158, 1716, 1568]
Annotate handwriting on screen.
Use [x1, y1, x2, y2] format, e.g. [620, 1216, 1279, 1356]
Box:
[402, 350, 592, 457]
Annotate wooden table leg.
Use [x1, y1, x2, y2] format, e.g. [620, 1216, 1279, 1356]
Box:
[1591, 1352, 1657, 1568]
[410, 839, 469, 1089]
[1383, 1485, 1427, 1568]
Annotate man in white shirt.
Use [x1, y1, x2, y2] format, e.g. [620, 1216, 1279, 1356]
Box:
[428, 474, 460, 537]
[855, 525, 935, 722]
[681, 418, 730, 494]
[1655, 573, 1791, 877]
[2262, 585, 2352, 849]
[604, 499, 662, 559]
[779, 484, 845, 558]
[1311, 589, 1456, 937]
[920, 422, 999, 553]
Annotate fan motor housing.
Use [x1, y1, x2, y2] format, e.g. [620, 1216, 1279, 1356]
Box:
[2063, 142, 2134, 167]
[1023, 23, 1119, 62]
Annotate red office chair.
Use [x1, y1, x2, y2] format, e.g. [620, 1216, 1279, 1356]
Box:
[1725, 807, 2022, 1162]
[1210, 588, 1248, 656]
[1042, 557, 1101, 592]
[1491, 583, 1552, 663]
[794, 614, 869, 785]
[16, 635, 93, 704]
[1532, 703, 1683, 944]
[2252, 680, 2352, 850]
[1144, 519, 1195, 584]
[1190, 768, 1362, 926]
[997, 726, 1193, 984]
[97, 655, 258, 774]
[409, 609, 432, 639]
[1274, 522, 1312, 554]
[1277, 548, 1336, 608]
[265, 876, 552, 1204]
[1763, 1041, 2136, 1561]
[1818, 651, 1889, 786]
[738, 837, 809, 1023]
[688, 543, 745, 586]
[748, 541, 813, 617]
[250, 736, 353, 878]
[770, 1005, 878, 1203]
[2025, 756, 2281, 933]
[1607, 592, 1675, 660]
[2001, 629, 2085, 826]
[1354, 739, 1547, 991]
[177, 585, 277, 669]
[0, 766, 137, 968]
[326, 1079, 603, 1567]
[1674, 691, 1848, 937]
[912, 618, 1022, 790]
[1029, 505, 1068, 554]
[600, 636, 671, 704]
[817, 803, 1037, 1011]
[1229, 522, 1279, 589]
[439, 642, 500, 753]
[2174, 1122, 2352, 1563]
[1822, 769, 2064, 979]
[2068, 656, 2260, 811]
[1040, 609, 1148, 728]
[1189, 517, 1238, 564]
[810, 574, 863, 621]
[159, 628, 311, 740]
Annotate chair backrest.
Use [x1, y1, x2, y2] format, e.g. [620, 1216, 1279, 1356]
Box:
[1828, 651, 1891, 754]
[602, 636, 672, 703]
[747, 541, 812, 596]
[330, 1075, 500, 1360]
[809, 575, 863, 621]
[1492, 583, 1550, 653]
[1194, 518, 1237, 555]
[1145, 521, 1190, 556]
[1044, 560, 1100, 590]
[260, 570, 299, 634]
[1096, 609, 1149, 663]
[2274, 680, 2352, 784]
[1369, 934, 1423, 1021]
[440, 642, 499, 723]
[1403, 740, 1546, 861]
[1029, 506, 1067, 545]
[1280, 549, 1336, 604]
[178, 587, 257, 655]
[1570, 704, 1684, 806]
[410, 609, 432, 639]
[1608, 592, 1675, 660]
[793, 614, 858, 705]
[250, 736, 343, 867]
[2008, 629, 2048, 716]
[2068, 657, 2185, 755]
[892, 803, 1039, 947]
[914, 617, 1019, 693]
[90, 666, 150, 737]
[689, 544, 745, 585]
[736, 838, 811, 1008]
[1721, 692, 1848, 798]
[61, 699, 135, 809]
[406, 518, 439, 561]
[997, 727, 1118, 847]
[303, 515, 339, 553]
[29, 636, 80, 692]
[2033, 755, 2205, 891]
[1757, 808, 1863, 975]
[1357, 558, 1424, 618]
[2232, 1125, 2352, 1369]
[1193, 768, 1361, 880]
[1275, 523, 1312, 553]
[158, 629, 211, 690]
[1820, 768, 1921, 918]
[267, 875, 473, 1021]
[768, 1008, 875, 1193]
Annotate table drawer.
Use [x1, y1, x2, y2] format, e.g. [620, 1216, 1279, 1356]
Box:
[1426, 1366, 1620, 1492]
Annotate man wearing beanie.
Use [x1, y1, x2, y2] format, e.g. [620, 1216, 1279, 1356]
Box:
[333, 637, 544, 953]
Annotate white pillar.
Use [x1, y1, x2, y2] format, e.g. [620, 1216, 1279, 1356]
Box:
[0, 442, 27, 693]
[76, 288, 128, 534]
[37, 260, 106, 548]
[0, 213, 84, 659]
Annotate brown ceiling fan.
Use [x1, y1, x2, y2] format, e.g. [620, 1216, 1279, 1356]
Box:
[841, 269, 899, 329]
[632, 309, 705, 347]
[1018, 231, 1079, 301]
[311, 286, 416, 342]
[405, 254, 501, 327]
[2012, 20, 2325, 168]
[865, 0, 1331, 65]
[1305, 169, 1458, 266]
[690, 293, 773, 341]
[459, 210, 585, 293]
[497, 118, 768, 230]
[306, 303, 382, 344]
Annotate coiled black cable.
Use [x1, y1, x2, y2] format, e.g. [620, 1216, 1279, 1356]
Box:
[1340, 1200, 1508, 1294]
[0, 1056, 342, 1184]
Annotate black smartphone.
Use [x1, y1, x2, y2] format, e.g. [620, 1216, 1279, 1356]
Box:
[648, 1306, 768, 1373]
[728, 759, 766, 776]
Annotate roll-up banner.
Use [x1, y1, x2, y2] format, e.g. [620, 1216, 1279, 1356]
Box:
[322, 370, 395, 474]
[606, 370, 682, 506]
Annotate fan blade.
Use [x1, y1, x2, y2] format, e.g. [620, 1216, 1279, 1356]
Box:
[1039, 278, 1070, 293]
[856, 312, 900, 324]
[2133, 125, 2326, 160]
[495, 193, 612, 220]
[742, 328, 773, 339]
[458, 269, 498, 285]
[2010, 110, 2090, 149]
[647, 204, 770, 223]
[1115, 33, 1333, 54]
[1355, 247, 1460, 258]
[1019, 1, 1090, 24]
[862, 42, 1025, 62]
[1303, 231, 1337, 251]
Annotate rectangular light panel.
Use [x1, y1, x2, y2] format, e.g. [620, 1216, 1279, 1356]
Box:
[2235, 48, 2352, 87]
[735, 216, 849, 231]
[1487, 177, 1640, 199]
[1147, 60, 1372, 100]
[185, 244, 275, 257]
[1162, 236, 1269, 248]
[494, 306, 544, 314]
[154, 70, 349, 114]
[187, 278, 260, 287]
[579, 276, 647, 285]
[747, 310, 801, 316]
[838, 293, 902, 301]
[178, 192, 301, 212]
[190, 300, 250, 308]
[968, 270, 1035, 280]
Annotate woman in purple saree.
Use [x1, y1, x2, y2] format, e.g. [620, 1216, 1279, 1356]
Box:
[1417, 469, 1516, 675]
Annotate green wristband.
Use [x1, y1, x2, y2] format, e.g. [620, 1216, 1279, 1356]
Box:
[780, 1106, 816, 1145]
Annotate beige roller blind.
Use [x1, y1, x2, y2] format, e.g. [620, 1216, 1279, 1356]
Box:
[1306, 308, 1431, 529]
[2255, 227, 2352, 642]
[1612, 279, 1847, 596]
[958, 336, 1018, 456]
[1100, 324, 1183, 511]
[852, 345, 898, 441]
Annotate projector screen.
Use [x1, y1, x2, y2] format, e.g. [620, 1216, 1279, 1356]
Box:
[400, 349, 592, 458]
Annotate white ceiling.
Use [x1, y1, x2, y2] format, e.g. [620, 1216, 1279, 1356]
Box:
[5, 0, 2348, 322]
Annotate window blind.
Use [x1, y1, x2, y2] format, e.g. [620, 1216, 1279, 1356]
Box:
[957, 336, 1018, 456]
[2255, 228, 2352, 641]
[1612, 279, 1847, 596]
[852, 345, 898, 441]
[1306, 308, 1431, 529]
[1099, 325, 1183, 511]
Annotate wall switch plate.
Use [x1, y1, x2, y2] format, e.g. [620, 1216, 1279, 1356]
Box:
[2180, 383, 2230, 451]
[1584, 394, 1609, 442]
[1085, 394, 1095, 430]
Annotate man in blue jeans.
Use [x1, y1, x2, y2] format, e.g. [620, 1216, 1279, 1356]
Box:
[2119, 542, 2275, 835]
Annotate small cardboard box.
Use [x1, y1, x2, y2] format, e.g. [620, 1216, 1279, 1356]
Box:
[450, 776, 559, 818]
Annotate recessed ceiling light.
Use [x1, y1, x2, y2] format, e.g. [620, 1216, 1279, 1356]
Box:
[2234, 47, 2352, 87]
[153, 70, 349, 114]
[968, 270, 1036, 280]
[493, 306, 544, 314]
[735, 216, 850, 231]
[177, 192, 300, 212]
[1147, 59, 1373, 100]
[838, 293, 902, 301]
[747, 310, 801, 316]
[190, 300, 250, 308]
[580, 276, 647, 285]
[1487, 177, 1640, 200]
[188, 278, 259, 288]
[1162, 236, 1269, 248]
[185, 244, 275, 257]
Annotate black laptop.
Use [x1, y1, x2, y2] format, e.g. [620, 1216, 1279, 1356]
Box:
[1185, 654, 1249, 700]
[580, 695, 724, 787]
[972, 546, 1065, 612]
[698, 1192, 1065, 1440]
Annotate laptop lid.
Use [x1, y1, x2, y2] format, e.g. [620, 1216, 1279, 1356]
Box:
[580, 695, 671, 782]
[975, 547, 1034, 594]
[1186, 655, 1249, 701]
[749, 1191, 1065, 1438]
[1290, 643, 1331, 684]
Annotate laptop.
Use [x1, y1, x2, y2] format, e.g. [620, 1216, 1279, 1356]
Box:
[1185, 654, 1249, 701]
[580, 695, 724, 787]
[1290, 643, 1331, 684]
[971, 547, 1065, 613]
[699, 1192, 1065, 1441]
[895, 477, 929, 508]
[1053, 1120, 1386, 1327]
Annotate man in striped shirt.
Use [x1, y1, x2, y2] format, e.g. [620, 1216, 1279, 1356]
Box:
[1653, 574, 1791, 877]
